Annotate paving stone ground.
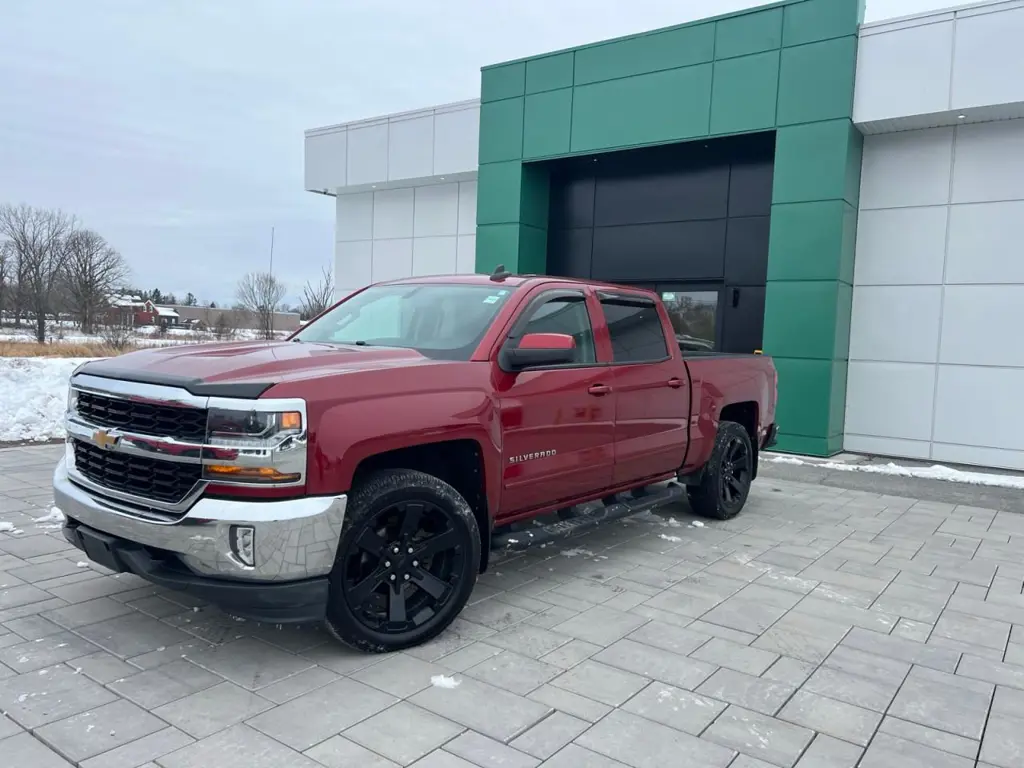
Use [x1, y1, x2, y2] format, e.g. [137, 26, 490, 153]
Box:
[2, 443, 1024, 767]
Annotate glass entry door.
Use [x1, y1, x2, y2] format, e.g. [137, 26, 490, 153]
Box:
[633, 283, 724, 352]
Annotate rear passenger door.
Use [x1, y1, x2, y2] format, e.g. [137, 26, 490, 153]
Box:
[495, 289, 616, 516]
[598, 292, 690, 485]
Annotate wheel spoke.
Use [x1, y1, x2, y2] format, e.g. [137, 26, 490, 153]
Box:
[355, 528, 386, 557]
[726, 475, 744, 496]
[412, 568, 449, 600]
[414, 528, 460, 559]
[388, 584, 407, 623]
[399, 502, 424, 542]
[727, 440, 742, 463]
[349, 569, 386, 605]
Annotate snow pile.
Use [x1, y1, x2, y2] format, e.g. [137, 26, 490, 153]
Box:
[769, 455, 1024, 490]
[34, 508, 65, 523]
[0, 357, 99, 442]
[430, 674, 461, 689]
[559, 547, 594, 558]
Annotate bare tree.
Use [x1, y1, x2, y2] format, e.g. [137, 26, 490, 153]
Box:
[0, 204, 76, 342]
[299, 265, 334, 320]
[212, 311, 236, 341]
[0, 240, 12, 319]
[99, 320, 135, 352]
[62, 229, 130, 334]
[235, 271, 285, 340]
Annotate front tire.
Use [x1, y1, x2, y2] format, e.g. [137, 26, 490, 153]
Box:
[687, 420, 754, 520]
[325, 469, 480, 653]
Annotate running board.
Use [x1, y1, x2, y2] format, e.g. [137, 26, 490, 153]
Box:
[491, 483, 688, 552]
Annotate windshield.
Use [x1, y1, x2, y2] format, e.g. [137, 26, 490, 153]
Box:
[292, 282, 516, 360]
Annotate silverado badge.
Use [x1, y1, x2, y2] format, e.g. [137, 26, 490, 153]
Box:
[92, 429, 120, 450]
[509, 450, 556, 464]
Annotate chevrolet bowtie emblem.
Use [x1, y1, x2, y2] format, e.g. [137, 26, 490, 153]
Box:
[92, 429, 120, 450]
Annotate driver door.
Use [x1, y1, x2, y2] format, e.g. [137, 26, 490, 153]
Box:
[494, 288, 615, 518]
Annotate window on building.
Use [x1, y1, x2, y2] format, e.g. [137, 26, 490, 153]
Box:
[600, 295, 669, 363]
[518, 293, 596, 365]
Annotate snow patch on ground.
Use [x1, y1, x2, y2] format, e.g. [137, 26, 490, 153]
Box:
[0, 522, 15, 533]
[34, 508, 65, 523]
[658, 534, 683, 543]
[430, 674, 461, 689]
[769, 455, 1024, 490]
[0, 357, 99, 442]
[559, 548, 594, 558]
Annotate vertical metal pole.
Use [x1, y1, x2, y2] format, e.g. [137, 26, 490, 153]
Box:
[269, 227, 275, 338]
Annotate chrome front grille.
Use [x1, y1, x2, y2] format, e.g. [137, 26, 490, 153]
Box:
[65, 372, 308, 518]
[71, 438, 202, 505]
[76, 390, 208, 442]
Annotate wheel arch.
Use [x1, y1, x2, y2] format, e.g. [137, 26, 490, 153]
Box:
[352, 439, 493, 573]
[719, 401, 759, 479]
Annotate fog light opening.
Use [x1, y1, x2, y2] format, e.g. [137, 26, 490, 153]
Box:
[230, 525, 256, 568]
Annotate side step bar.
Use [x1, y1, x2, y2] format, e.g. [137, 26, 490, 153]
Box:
[491, 482, 688, 552]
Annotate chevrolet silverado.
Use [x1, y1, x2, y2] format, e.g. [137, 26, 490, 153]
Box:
[54, 271, 778, 652]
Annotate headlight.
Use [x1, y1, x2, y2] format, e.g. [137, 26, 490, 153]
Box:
[202, 408, 305, 484]
[206, 409, 303, 445]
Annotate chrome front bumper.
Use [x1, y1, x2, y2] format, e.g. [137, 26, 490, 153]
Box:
[53, 457, 347, 582]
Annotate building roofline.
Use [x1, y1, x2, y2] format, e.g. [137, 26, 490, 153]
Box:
[305, 97, 479, 137]
[860, 0, 1023, 30]
[480, 0, 798, 70]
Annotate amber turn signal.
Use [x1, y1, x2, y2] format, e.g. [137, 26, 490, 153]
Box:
[280, 411, 303, 431]
[204, 465, 301, 483]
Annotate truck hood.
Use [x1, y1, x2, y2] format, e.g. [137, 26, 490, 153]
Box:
[75, 341, 436, 398]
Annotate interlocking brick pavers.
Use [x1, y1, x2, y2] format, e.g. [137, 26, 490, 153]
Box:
[3, 442, 1024, 765]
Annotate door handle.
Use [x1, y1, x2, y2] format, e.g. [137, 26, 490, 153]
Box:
[667, 378, 684, 389]
[588, 384, 611, 396]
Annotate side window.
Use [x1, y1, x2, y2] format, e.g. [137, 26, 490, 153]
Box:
[600, 296, 669, 363]
[519, 294, 597, 365]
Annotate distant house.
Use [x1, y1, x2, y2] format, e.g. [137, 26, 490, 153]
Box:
[167, 305, 302, 333]
[105, 296, 180, 328]
[150, 303, 180, 328]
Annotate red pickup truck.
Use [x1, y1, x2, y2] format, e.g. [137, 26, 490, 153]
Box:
[54, 272, 777, 652]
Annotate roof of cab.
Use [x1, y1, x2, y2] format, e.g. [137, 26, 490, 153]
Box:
[377, 273, 659, 297]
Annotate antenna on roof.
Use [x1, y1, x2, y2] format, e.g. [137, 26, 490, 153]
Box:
[490, 264, 512, 282]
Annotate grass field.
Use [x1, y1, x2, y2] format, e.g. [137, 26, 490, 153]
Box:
[0, 341, 128, 358]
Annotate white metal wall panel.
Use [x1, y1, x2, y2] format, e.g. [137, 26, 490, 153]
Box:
[846, 118, 1024, 470]
[951, 5, 1024, 110]
[854, 17, 954, 124]
[334, 182, 479, 300]
[854, 2, 1024, 134]
[433, 105, 481, 177]
[388, 115, 435, 182]
[304, 100, 480, 193]
[304, 130, 347, 192]
[346, 122, 390, 187]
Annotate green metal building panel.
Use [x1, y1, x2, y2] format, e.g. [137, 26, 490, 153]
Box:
[475, 0, 866, 456]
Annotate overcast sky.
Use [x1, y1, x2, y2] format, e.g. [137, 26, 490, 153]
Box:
[0, 0, 953, 304]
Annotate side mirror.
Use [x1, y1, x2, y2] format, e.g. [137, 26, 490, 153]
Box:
[501, 332, 576, 371]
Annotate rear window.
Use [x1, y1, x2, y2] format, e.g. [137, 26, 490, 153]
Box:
[599, 296, 669, 364]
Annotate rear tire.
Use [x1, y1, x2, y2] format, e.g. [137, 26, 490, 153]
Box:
[325, 469, 480, 653]
[687, 420, 754, 520]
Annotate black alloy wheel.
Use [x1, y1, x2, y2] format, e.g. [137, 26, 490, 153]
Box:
[326, 469, 479, 652]
[687, 420, 754, 520]
[342, 500, 463, 633]
[719, 434, 752, 508]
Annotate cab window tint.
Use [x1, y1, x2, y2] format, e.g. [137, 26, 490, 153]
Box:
[600, 296, 669, 363]
[519, 294, 596, 365]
